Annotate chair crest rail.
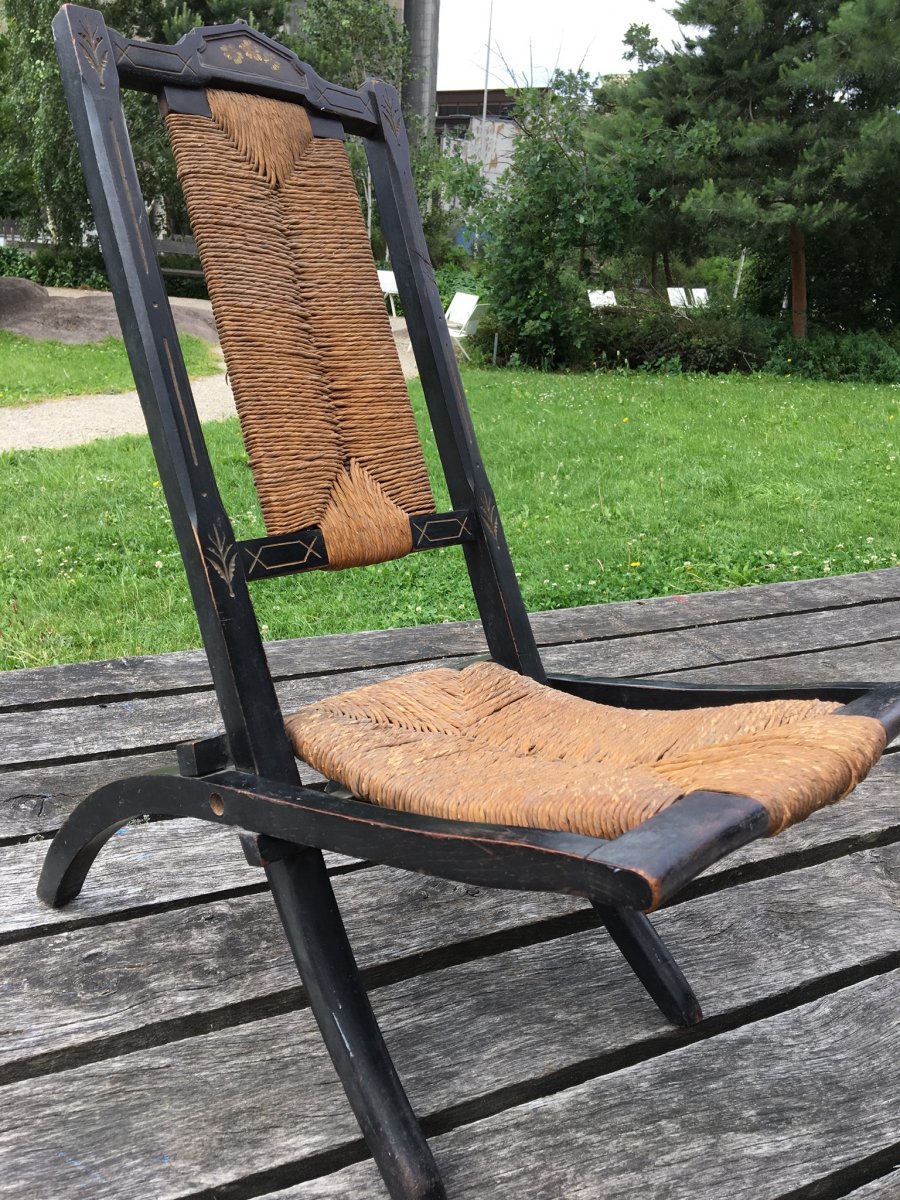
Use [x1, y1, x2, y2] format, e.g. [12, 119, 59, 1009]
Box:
[100, 16, 380, 132]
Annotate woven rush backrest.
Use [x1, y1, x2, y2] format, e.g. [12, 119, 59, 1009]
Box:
[165, 89, 436, 569]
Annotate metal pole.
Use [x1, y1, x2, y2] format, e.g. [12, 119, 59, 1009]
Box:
[480, 0, 494, 173]
[404, 0, 441, 141]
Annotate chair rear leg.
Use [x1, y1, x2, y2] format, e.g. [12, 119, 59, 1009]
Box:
[252, 838, 446, 1200]
[591, 902, 703, 1027]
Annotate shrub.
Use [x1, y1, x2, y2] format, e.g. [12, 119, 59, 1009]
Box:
[765, 329, 900, 384]
[434, 261, 481, 310]
[477, 72, 636, 370]
[0, 245, 209, 300]
[157, 255, 208, 300]
[591, 305, 777, 374]
[0, 244, 107, 290]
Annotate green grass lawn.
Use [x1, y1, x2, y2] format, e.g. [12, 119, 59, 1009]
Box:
[1, 368, 897, 668]
[0, 330, 220, 406]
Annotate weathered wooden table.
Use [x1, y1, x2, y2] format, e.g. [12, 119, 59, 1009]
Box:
[1, 570, 898, 1199]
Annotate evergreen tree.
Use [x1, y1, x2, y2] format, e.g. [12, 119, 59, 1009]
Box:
[660, 0, 900, 336]
[590, 52, 718, 294]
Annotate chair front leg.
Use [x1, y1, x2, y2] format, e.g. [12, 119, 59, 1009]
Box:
[249, 837, 446, 1200]
[591, 902, 703, 1028]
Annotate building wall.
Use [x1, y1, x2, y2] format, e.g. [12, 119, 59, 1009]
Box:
[442, 116, 517, 188]
[436, 90, 528, 187]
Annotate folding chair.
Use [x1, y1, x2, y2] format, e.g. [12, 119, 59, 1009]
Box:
[43, 9, 899, 1199]
[378, 267, 399, 316]
[443, 290, 483, 359]
[588, 288, 617, 308]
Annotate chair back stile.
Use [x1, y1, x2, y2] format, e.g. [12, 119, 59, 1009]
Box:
[53, 5, 298, 782]
[52, 3, 546, 771]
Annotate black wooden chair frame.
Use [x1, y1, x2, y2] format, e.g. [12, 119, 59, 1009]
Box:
[41, 8, 900, 1198]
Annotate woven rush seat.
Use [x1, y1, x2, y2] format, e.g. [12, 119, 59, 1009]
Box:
[286, 661, 887, 841]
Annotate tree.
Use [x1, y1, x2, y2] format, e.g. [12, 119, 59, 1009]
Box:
[1, 0, 478, 265]
[292, 0, 407, 91]
[295, 0, 483, 266]
[0, 13, 34, 222]
[656, 0, 900, 337]
[1, 1, 290, 245]
[590, 64, 718, 294]
[805, 0, 900, 328]
[480, 72, 639, 366]
[411, 133, 485, 266]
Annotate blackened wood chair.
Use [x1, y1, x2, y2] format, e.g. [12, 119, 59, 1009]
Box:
[42, 8, 899, 1198]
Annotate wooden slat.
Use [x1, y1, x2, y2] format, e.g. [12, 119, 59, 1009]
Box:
[430, 972, 900, 1200]
[541, 598, 900, 680]
[655, 639, 900, 685]
[2, 776, 898, 1069]
[0, 750, 176, 840]
[0, 850, 897, 1197]
[0, 659, 465, 770]
[843, 1171, 900, 1197]
[1, 841, 898, 1078]
[0, 625, 485, 711]
[5, 601, 898, 774]
[2, 569, 896, 711]
[269, 971, 900, 1200]
[0, 865, 582, 1071]
[529, 568, 900, 641]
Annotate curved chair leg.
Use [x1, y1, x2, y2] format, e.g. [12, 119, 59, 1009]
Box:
[256, 837, 446, 1200]
[38, 801, 134, 906]
[37, 775, 208, 907]
[591, 901, 703, 1027]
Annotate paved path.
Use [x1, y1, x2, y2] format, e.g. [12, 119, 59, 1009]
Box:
[0, 368, 235, 451]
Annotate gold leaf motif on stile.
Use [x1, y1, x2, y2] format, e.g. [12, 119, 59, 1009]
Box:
[380, 91, 402, 138]
[207, 527, 237, 598]
[479, 495, 499, 540]
[414, 242, 434, 271]
[77, 22, 108, 86]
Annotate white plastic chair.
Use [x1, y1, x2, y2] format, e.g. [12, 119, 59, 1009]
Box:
[377, 269, 399, 317]
[588, 289, 617, 308]
[445, 292, 483, 360]
[690, 288, 709, 307]
[667, 287, 690, 307]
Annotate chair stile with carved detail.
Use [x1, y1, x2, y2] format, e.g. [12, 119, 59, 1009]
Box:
[41, 7, 900, 1198]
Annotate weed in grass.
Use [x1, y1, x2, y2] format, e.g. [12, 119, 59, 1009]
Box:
[0, 331, 220, 406]
[1, 369, 897, 668]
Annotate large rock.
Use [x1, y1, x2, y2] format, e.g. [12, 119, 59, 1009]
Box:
[0, 277, 220, 345]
